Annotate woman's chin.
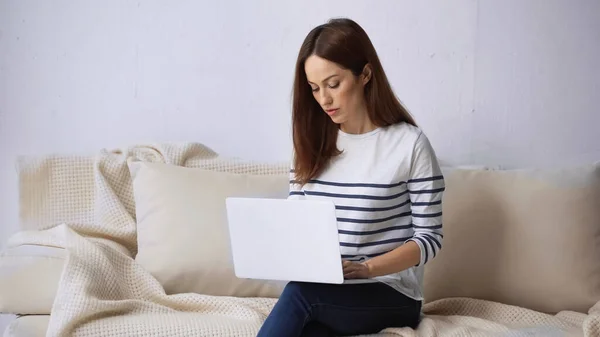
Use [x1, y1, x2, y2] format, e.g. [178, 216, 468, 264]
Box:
[328, 115, 345, 124]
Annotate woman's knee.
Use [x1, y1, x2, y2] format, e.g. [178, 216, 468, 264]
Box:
[281, 281, 307, 298]
[280, 281, 318, 304]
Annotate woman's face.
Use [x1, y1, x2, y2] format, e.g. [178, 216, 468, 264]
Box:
[304, 55, 370, 130]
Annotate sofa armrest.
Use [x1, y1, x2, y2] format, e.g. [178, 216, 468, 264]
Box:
[0, 315, 17, 337]
[2, 315, 49, 337]
[0, 244, 66, 315]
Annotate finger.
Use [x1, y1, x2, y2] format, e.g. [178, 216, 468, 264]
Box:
[344, 271, 361, 279]
[343, 264, 359, 273]
[345, 264, 366, 274]
[345, 269, 367, 279]
[342, 261, 355, 271]
[344, 266, 362, 277]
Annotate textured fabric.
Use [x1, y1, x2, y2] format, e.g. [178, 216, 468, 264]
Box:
[129, 161, 289, 298]
[17, 154, 96, 232]
[423, 163, 600, 314]
[0, 245, 66, 314]
[289, 123, 444, 301]
[5, 142, 599, 336]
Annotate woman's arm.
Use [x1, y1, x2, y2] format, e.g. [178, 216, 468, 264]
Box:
[362, 240, 421, 277]
[343, 241, 421, 279]
[344, 131, 445, 279]
[401, 132, 445, 269]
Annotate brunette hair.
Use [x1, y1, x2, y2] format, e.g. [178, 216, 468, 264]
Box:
[291, 18, 417, 185]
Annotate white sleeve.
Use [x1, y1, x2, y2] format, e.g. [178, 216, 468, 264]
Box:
[405, 131, 445, 266]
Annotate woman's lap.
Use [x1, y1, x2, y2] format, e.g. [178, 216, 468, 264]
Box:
[257, 281, 421, 337]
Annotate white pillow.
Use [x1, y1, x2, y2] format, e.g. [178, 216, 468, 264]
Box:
[0, 245, 66, 314]
[129, 162, 289, 298]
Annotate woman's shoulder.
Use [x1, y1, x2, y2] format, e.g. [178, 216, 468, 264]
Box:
[382, 121, 426, 143]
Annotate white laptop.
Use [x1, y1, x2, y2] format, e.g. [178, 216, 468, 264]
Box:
[225, 197, 373, 285]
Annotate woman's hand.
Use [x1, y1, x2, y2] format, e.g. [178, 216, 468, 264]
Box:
[342, 260, 372, 279]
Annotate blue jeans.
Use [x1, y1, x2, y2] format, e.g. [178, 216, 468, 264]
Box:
[256, 281, 422, 337]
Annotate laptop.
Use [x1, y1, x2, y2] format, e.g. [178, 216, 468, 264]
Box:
[225, 197, 373, 285]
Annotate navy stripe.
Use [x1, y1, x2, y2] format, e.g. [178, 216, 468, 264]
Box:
[338, 211, 411, 224]
[290, 179, 406, 189]
[291, 175, 442, 185]
[304, 189, 408, 200]
[409, 187, 445, 194]
[341, 251, 390, 260]
[411, 237, 429, 265]
[336, 199, 410, 212]
[415, 230, 444, 239]
[343, 256, 370, 262]
[408, 175, 444, 184]
[340, 236, 411, 248]
[291, 175, 443, 188]
[413, 224, 443, 230]
[422, 233, 442, 250]
[420, 235, 439, 258]
[412, 211, 443, 218]
[412, 200, 441, 206]
[289, 191, 305, 196]
[338, 224, 413, 236]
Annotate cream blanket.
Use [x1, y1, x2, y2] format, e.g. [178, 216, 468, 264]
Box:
[6, 143, 600, 337]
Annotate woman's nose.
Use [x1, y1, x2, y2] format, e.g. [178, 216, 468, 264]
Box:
[319, 90, 332, 106]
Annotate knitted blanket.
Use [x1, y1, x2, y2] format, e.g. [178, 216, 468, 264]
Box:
[6, 143, 600, 337]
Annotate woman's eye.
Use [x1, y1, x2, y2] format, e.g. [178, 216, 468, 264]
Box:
[328, 82, 339, 89]
[311, 87, 319, 92]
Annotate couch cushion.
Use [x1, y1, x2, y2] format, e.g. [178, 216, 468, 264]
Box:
[129, 162, 289, 298]
[424, 163, 600, 314]
[0, 245, 66, 314]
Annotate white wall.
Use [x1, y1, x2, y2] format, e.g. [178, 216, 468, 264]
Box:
[0, 0, 598, 251]
[471, 0, 600, 167]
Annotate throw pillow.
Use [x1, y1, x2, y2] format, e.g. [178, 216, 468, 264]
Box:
[424, 163, 600, 314]
[129, 161, 289, 298]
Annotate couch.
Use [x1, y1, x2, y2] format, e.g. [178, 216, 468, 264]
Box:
[1, 142, 599, 337]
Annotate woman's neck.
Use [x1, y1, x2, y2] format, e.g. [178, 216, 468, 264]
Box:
[340, 114, 376, 135]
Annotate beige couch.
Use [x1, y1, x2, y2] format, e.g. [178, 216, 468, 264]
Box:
[1, 142, 599, 336]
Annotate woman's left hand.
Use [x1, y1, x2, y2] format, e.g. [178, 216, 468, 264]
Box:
[342, 260, 372, 279]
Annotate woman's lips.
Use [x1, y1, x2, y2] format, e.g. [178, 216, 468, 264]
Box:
[325, 108, 339, 116]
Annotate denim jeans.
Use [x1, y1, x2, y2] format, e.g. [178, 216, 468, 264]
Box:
[256, 281, 422, 337]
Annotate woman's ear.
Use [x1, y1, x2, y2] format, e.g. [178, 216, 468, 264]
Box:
[361, 64, 373, 85]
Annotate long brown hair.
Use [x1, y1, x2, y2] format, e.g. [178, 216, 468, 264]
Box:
[292, 18, 417, 185]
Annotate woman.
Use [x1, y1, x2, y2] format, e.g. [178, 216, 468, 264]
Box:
[257, 18, 445, 337]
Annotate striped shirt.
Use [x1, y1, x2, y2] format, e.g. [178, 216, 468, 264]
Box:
[288, 122, 444, 301]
